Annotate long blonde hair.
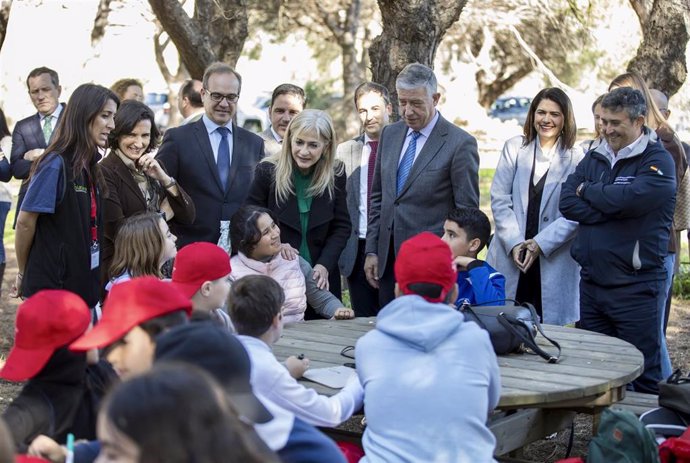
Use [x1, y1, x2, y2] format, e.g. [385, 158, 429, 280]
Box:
[109, 212, 166, 279]
[262, 109, 343, 204]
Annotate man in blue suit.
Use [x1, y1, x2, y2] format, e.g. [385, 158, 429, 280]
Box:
[10, 67, 65, 225]
[157, 62, 265, 248]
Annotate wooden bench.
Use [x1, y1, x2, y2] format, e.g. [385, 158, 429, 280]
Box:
[611, 391, 659, 416]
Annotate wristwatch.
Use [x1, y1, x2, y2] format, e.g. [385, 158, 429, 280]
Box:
[576, 182, 585, 197]
[162, 177, 177, 189]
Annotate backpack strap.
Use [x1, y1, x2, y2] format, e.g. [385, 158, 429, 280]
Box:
[497, 304, 561, 363]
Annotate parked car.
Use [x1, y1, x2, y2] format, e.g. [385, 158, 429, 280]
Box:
[489, 96, 531, 126]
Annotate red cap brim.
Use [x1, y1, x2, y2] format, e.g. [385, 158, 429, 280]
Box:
[170, 280, 202, 300]
[0, 344, 54, 382]
[69, 318, 131, 352]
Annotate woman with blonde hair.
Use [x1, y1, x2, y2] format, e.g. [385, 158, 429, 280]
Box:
[247, 109, 350, 304]
[107, 212, 177, 289]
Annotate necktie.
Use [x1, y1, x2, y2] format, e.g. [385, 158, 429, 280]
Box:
[42, 116, 52, 144]
[216, 127, 231, 190]
[397, 131, 420, 194]
[366, 140, 378, 210]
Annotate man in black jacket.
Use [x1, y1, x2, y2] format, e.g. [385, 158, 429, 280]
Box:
[560, 88, 676, 394]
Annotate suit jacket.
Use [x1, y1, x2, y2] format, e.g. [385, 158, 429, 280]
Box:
[10, 103, 66, 222]
[259, 128, 282, 158]
[365, 115, 480, 276]
[486, 136, 583, 325]
[246, 161, 351, 273]
[156, 118, 264, 247]
[335, 135, 366, 277]
[99, 152, 196, 282]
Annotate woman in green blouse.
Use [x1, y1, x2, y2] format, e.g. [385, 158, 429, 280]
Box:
[247, 109, 350, 302]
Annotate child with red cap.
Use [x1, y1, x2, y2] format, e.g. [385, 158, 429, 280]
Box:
[70, 276, 191, 378]
[355, 232, 501, 462]
[171, 242, 233, 329]
[0, 290, 114, 453]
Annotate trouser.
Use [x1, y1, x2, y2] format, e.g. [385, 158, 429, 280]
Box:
[579, 278, 663, 394]
[347, 239, 381, 317]
[660, 253, 675, 378]
[377, 237, 397, 308]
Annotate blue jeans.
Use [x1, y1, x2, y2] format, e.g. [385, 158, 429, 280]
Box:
[660, 253, 675, 378]
[0, 201, 10, 264]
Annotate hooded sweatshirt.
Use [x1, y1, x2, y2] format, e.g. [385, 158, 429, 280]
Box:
[356, 295, 501, 463]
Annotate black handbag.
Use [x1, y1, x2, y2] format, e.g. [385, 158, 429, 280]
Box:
[457, 302, 561, 363]
[659, 369, 690, 417]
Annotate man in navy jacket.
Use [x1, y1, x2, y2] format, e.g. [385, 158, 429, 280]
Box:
[560, 87, 676, 394]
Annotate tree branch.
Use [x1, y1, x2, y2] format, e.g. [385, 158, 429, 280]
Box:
[0, 0, 13, 52]
[91, 0, 112, 46]
[628, 0, 650, 27]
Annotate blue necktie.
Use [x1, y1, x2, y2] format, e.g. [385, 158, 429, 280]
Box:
[216, 127, 231, 190]
[397, 131, 420, 194]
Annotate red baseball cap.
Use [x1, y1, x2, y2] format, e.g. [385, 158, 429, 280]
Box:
[394, 232, 457, 303]
[171, 242, 231, 298]
[0, 290, 91, 382]
[70, 277, 192, 351]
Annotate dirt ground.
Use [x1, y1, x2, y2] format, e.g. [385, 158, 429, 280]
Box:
[1, 246, 690, 462]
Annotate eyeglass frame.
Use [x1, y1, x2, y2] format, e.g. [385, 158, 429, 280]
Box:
[204, 88, 240, 103]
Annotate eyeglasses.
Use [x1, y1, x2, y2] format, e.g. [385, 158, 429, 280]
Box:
[204, 88, 240, 103]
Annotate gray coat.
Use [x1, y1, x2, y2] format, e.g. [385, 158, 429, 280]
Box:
[258, 128, 282, 158]
[366, 115, 480, 275]
[335, 136, 366, 277]
[486, 135, 583, 325]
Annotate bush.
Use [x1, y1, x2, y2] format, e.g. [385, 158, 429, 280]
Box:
[673, 265, 690, 299]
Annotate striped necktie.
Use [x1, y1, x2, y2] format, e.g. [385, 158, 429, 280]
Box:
[397, 131, 420, 194]
[42, 116, 53, 144]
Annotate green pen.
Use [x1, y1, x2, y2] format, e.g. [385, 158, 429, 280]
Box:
[65, 433, 74, 463]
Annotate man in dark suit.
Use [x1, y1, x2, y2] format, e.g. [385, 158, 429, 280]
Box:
[258, 84, 305, 157]
[364, 63, 480, 306]
[10, 67, 65, 224]
[157, 62, 264, 248]
[336, 82, 391, 316]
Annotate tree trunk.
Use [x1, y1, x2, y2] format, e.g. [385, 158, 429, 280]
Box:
[369, 0, 468, 119]
[0, 0, 12, 53]
[627, 0, 688, 96]
[91, 0, 113, 46]
[476, 65, 532, 109]
[341, 40, 366, 138]
[148, 0, 248, 79]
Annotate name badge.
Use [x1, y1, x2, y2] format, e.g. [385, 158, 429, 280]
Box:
[91, 242, 100, 270]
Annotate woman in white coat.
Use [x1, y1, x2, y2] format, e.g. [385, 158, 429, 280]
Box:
[487, 87, 583, 325]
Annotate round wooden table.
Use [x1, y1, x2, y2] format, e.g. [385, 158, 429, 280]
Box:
[273, 317, 644, 409]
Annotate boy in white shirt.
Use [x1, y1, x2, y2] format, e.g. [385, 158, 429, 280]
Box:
[228, 274, 364, 428]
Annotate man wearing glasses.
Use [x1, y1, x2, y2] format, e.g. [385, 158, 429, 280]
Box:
[157, 62, 265, 249]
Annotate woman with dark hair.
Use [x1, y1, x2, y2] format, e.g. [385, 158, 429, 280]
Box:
[96, 363, 279, 463]
[0, 108, 13, 297]
[230, 205, 353, 323]
[247, 109, 350, 304]
[100, 100, 194, 288]
[487, 87, 583, 325]
[13, 84, 119, 309]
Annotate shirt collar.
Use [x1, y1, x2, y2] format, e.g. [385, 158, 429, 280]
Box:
[270, 127, 282, 143]
[406, 110, 440, 138]
[41, 103, 63, 122]
[202, 114, 233, 135]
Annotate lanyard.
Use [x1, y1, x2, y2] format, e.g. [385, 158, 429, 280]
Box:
[87, 173, 98, 242]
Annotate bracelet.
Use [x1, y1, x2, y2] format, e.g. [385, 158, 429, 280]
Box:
[17, 272, 23, 279]
[162, 177, 177, 189]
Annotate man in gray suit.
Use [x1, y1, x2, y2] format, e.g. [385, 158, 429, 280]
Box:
[10, 67, 65, 226]
[364, 63, 480, 305]
[258, 84, 305, 157]
[337, 82, 392, 316]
